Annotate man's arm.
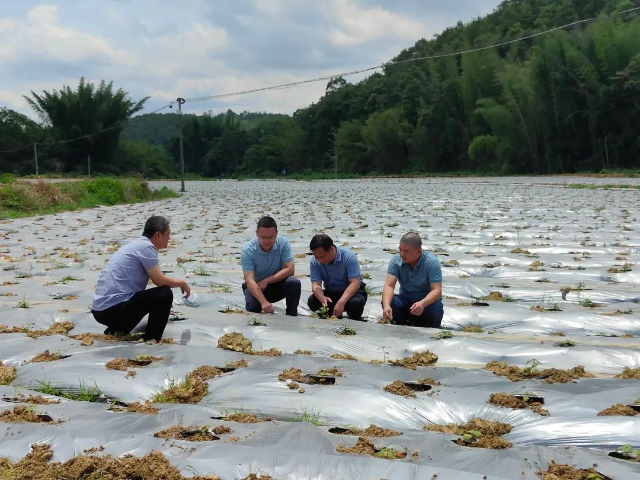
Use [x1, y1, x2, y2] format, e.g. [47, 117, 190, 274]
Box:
[334, 277, 361, 318]
[257, 261, 295, 290]
[409, 282, 442, 316]
[243, 270, 273, 313]
[147, 265, 190, 298]
[381, 274, 397, 320]
[311, 280, 329, 303]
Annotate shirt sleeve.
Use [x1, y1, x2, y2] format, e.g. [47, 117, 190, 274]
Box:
[346, 251, 361, 279]
[281, 238, 294, 264]
[387, 255, 400, 277]
[310, 258, 322, 283]
[241, 247, 254, 272]
[140, 245, 159, 270]
[428, 258, 443, 283]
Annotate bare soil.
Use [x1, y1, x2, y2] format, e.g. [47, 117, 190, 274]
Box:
[226, 359, 249, 369]
[0, 325, 23, 334]
[383, 381, 416, 397]
[0, 443, 221, 480]
[615, 367, 640, 379]
[0, 405, 57, 423]
[28, 350, 66, 363]
[0, 361, 17, 385]
[536, 461, 612, 479]
[26, 321, 74, 338]
[241, 475, 274, 480]
[489, 393, 549, 416]
[224, 413, 270, 423]
[330, 354, 357, 361]
[462, 324, 483, 332]
[294, 350, 312, 355]
[598, 403, 639, 416]
[217, 333, 282, 356]
[4, 395, 60, 405]
[106, 358, 128, 371]
[154, 425, 219, 442]
[278, 368, 305, 382]
[154, 374, 208, 404]
[317, 367, 343, 377]
[418, 377, 442, 386]
[213, 425, 232, 435]
[332, 424, 402, 437]
[336, 436, 407, 460]
[189, 366, 223, 381]
[127, 402, 160, 415]
[390, 351, 438, 369]
[426, 417, 513, 449]
[484, 361, 594, 383]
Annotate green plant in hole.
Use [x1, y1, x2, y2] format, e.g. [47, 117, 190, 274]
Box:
[616, 444, 640, 459]
[315, 305, 330, 319]
[555, 340, 576, 347]
[199, 424, 210, 436]
[247, 316, 267, 326]
[134, 354, 151, 361]
[433, 330, 453, 340]
[16, 296, 29, 308]
[585, 474, 602, 480]
[461, 430, 482, 443]
[34, 379, 102, 402]
[361, 272, 371, 279]
[575, 282, 586, 291]
[580, 298, 595, 307]
[336, 325, 356, 336]
[21, 322, 34, 333]
[194, 264, 210, 276]
[522, 359, 541, 376]
[375, 447, 401, 459]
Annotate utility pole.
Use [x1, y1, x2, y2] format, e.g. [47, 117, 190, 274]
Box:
[177, 98, 186, 192]
[88, 155, 91, 177]
[33, 144, 39, 176]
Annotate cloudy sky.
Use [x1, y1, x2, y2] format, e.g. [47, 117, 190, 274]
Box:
[1, 0, 502, 119]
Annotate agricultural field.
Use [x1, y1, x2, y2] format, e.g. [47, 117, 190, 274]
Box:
[1, 177, 640, 479]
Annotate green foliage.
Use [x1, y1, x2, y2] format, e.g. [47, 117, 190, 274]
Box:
[315, 305, 330, 319]
[523, 359, 541, 376]
[34, 379, 102, 402]
[336, 325, 357, 336]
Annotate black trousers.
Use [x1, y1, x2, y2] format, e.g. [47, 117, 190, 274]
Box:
[91, 286, 173, 342]
[242, 277, 301, 316]
[307, 285, 368, 320]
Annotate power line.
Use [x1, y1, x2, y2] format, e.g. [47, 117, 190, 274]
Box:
[183, 5, 640, 104]
[1, 5, 639, 155]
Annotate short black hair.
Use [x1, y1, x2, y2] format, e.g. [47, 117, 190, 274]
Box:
[400, 231, 422, 249]
[310, 234, 334, 251]
[257, 216, 277, 230]
[143, 216, 169, 238]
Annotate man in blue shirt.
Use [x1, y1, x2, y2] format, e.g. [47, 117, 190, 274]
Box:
[382, 232, 443, 328]
[92, 216, 190, 341]
[307, 234, 367, 320]
[241, 216, 301, 316]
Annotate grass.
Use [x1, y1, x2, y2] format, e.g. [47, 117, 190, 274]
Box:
[34, 379, 102, 402]
[0, 178, 177, 219]
[292, 408, 324, 426]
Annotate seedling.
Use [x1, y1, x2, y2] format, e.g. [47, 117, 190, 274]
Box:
[375, 447, 401, 459]
[16, 296, 29, 309]
[461, 430, 482, 443]
[194, 265, 210, 276]
[336, 325, 356, 336]
[615, 444, 640, 460]
[134, 354, 151, 361]
[59, 276, 82, 284]
[34, 379, 102, 402]
[293, 408, 323, 426]
[247, 316, 267, 326]
[315, 305, 330, 319]
[433, 331, 453, 340]
[555, 340, 576, 347]
[522, 359, 541, 377]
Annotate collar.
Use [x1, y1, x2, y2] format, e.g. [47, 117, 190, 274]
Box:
[330, 246, 343, 264]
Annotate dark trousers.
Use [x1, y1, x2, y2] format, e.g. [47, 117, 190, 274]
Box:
[91, 286, 173, 341]
[389, 294, 444, 328]
[307, 286, 368, 320]
[242, 276, 301, 316]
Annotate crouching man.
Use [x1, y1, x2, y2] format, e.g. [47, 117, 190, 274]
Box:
[381, 232, 443, 328]
[91, 216, 190, 341]
[307, 234, 367, 320]
[241, 216, 301, 315]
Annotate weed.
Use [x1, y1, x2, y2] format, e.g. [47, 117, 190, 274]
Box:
[34, 379, 102, 402]
[294, 408, 324, 426]
[336, 325, 356, 336]
[461, 430, 483, 443]
[194, 265, 210, 276]
[616, 444, 640, 460]
[134, 354, 152, 361]
[555, 340, 576, 347]
[59, 275, 82, 284]
[314, 305, 330, 319]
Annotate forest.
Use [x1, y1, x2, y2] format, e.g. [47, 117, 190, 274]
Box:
[1, 0, 638, 177]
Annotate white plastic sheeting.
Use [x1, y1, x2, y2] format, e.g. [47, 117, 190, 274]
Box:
[1, 177, 640, 479]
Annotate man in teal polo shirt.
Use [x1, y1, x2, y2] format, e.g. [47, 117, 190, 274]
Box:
[381, 232, 443, 328]
[241, 216, 301, 316]
[307, 234, 367, 320]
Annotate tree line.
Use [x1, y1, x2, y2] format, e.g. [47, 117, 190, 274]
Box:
[1, 0, 639, 177]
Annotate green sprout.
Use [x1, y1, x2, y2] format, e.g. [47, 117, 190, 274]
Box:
[461, 430, 482, 443]
[522, 359, 541, 376]
[336, 325, 356, 336]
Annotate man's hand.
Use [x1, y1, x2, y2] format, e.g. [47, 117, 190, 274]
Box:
[320, 296, 332, 307]
[383, 304, 393, 320]
[179, 281, 191, 299]
[261, 301, 274, 314]
[410, 302, 424, 316]
[333, 300, 345, 318]
[257, 278, 270, 290]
